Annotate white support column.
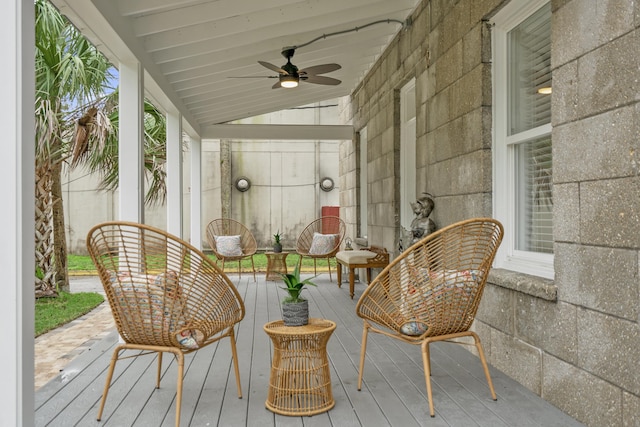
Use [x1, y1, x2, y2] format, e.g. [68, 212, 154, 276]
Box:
[0, 1, 35, 424]
[190, 135, 203, 249]
[166, 111, 183, 237]
[119, 62, 145, 223]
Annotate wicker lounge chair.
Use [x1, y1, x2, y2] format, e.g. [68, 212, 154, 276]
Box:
[86, 221, 245, 427]
[356, 218, 504, 417]
[295, 216, 346, 281]
[205, 218, 257, 281]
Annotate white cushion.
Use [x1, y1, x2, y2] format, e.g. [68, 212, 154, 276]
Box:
[308, 232, 338, 255]
[336, 250, 377, 264]
[214, 235, 243, 256]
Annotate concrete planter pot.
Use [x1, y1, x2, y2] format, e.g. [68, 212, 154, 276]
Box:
[282, 299, 309, 326]
[273, 243, 282, 253]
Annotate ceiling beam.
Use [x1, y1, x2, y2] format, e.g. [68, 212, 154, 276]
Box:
[202, 124, 353, 140]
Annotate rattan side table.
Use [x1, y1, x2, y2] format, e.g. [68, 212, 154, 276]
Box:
[265, 251, 289, 281]
[263, 318, 336, 416]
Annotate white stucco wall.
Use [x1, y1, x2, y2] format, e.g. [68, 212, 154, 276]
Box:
[63, 100, 342, 253]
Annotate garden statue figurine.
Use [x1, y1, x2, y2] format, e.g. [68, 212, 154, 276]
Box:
[409, 193, 436, 244]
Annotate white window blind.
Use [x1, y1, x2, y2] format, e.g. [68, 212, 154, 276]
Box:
[515, 135, 552, 253]
[508, 4, 552, 135]
[508, 3, 553, 257]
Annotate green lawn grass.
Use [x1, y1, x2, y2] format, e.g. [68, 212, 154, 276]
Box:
[67, 254, 97, 271]
[68, 252, 335, 274]
[35, 291, 104, 336]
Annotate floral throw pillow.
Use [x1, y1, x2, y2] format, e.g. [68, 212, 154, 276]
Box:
[110, 271, 200, 349]
[215, 235, 243, 256]
[400, 321, 429, 336]
[309, 232, 337, 255]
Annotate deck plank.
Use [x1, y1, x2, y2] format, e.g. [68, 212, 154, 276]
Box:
[35, 273, 585, 427]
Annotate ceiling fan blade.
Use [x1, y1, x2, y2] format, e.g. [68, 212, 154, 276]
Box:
[259, 60, 287, 74]
[303, 75, 341, 86]
[299, 63, 341, 76]
[227, 75, 278, 79]
[272, 81, 282, 89]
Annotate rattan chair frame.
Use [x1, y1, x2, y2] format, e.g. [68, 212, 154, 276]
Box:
[355, 218, 504, 417]
[295, 216, 346, 281]
[205, 218, 257, 281]
[86, 221, 246, 427]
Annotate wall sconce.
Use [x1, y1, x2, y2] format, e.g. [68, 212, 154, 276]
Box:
[319, 177, 334, 192]
[235, 176, 251, 192]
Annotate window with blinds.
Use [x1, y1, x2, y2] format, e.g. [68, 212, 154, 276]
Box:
[508, 3, 552, 135]
[508, 3, 553, 255]
[515, 136, 552, 253]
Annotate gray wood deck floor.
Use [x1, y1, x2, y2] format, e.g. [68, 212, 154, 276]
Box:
[35, 273, 584, 426]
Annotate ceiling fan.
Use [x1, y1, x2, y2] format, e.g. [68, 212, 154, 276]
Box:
[253, 48, 341, 89]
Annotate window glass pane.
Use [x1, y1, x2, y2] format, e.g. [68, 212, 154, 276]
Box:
[508, 3, 551, 135]
[515, 135, 553, 253]
[400, 79, 416, 230]
[359, 128, 368, 237]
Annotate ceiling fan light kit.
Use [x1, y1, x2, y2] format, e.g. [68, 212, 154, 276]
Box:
[233, 19, 408, 89]
[280, 74, 299, 88]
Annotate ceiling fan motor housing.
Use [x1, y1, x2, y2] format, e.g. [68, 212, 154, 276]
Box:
[281, 61, 299, 77]
[279, 59, 300, 87]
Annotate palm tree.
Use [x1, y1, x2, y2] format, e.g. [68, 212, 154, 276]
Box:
[35, 0, 168, 297]
[35, 0, 113, 297]
[71, 91, 169, 206]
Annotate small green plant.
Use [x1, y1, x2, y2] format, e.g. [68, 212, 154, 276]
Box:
[273, 231, 281, 245]
[280, 264, 316, 303]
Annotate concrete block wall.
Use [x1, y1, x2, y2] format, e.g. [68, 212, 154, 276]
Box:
[340, 0, 640, 425]
[543, 0, 640, 424]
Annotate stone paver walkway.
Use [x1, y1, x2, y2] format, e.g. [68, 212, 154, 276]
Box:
[34, 276, 115, 390]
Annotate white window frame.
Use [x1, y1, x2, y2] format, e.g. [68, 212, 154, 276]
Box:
[359, 127, 368, 238]
[492, 0, 554, 279]
[400, 78, 417, 230]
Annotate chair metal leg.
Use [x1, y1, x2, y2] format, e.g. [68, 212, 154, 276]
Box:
[297, 255, 303, 273]
[229, 328, 243, 398]
[421, 340, 435, 417]
[97, 344, 125, 421]
[156, 352, 163, 388]
[357, 322, 370, 390]
[471, 331, 497, 401]
[250, 257, 256, 281]
[173, 350, 185, 427]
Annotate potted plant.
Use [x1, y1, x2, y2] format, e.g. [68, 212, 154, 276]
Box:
[280, 264, 317, 326]
[272, 230, 283, 253]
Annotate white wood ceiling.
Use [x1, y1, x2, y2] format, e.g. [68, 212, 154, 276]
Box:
[51, 0, 419, 136]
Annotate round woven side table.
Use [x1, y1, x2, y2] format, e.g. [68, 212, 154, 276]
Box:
[265, 251, 289, 281]
[263, 318, 336, 416]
